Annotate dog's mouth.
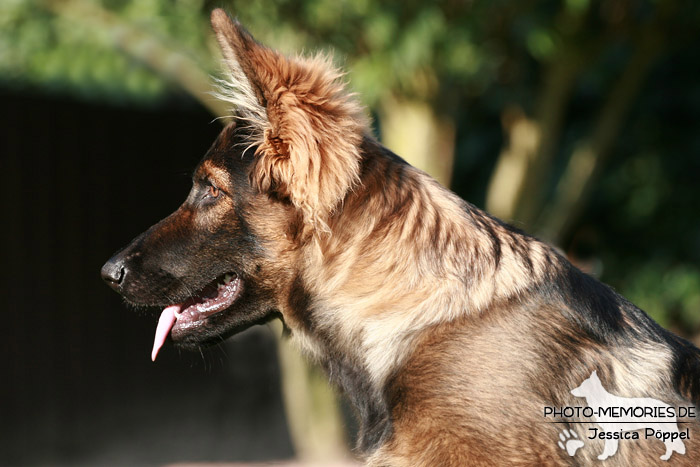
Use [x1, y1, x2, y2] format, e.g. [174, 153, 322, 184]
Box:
[151, 273, 241, 361]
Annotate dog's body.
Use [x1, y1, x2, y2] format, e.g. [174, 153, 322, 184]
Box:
[102, 10, 700, 465]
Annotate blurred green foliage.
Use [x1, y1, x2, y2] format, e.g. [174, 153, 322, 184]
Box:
[2, 0, 700, 337]
[581, 58, 700, 336]
[0, 0, 211, 103]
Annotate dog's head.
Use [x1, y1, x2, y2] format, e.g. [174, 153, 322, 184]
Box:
[101, 10, 367, 359]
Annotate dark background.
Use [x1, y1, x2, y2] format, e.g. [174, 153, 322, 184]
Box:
[0, 92, 294, 465]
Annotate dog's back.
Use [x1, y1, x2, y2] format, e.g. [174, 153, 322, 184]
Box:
[370, 294, 700, 465]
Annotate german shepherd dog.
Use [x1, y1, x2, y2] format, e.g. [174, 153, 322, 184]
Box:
[102, 9, 700, 465]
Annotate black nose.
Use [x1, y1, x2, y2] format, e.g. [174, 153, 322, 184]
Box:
[101, 256, 126, 291]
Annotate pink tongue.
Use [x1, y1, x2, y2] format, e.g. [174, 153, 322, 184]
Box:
[151, 305, 181, 362]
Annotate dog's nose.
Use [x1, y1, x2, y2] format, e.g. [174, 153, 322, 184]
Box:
[101, 256, 126, 291]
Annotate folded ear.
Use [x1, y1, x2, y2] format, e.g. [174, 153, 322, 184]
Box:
[210, 9, 367, 232]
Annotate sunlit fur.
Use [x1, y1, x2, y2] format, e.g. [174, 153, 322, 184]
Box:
[206, 10, 700, 465]
[213, 10, 366, 232]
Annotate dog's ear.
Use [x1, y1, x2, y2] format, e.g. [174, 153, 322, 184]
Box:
[211, 9, 367, 232]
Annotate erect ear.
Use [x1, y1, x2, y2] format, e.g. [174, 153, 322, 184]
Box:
[210, 9, 368, 232]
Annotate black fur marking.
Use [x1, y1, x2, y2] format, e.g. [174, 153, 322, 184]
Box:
[323, 355, 393, 452]
[431, 212, 442, 249]
[284, 273, 394, 452]
[462, 207, 515, 271]
[477, 215, 502, 269]
[537, 257, 625, 344]
[286, 274, 315, 333]
[511, 234, 535, 274]
[668, 335, 700, 405]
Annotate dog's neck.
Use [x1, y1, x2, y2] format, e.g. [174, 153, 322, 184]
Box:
[297, 137, 554, 366]
[282, 137, 560, 451]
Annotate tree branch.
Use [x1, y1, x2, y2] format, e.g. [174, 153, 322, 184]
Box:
[47, 0, 231, 119]
[537, 26, 665, 243]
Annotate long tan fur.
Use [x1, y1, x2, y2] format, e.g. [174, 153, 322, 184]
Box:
[208, 9, 700, 466]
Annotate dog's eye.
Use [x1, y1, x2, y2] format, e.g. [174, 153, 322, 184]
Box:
[208, 185, 220, 199]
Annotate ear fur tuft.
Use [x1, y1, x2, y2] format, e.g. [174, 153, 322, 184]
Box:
[211, 9, 368, 232]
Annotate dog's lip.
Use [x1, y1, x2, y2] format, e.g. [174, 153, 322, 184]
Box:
[151, 273, 241, 361]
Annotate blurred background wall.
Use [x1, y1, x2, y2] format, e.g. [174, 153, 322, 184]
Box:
[0, 91, 294, 465]
[2, 0, 700, 465]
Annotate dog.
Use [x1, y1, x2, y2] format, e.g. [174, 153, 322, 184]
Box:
[102, 9, 700, 465]
[571, 370, 687, 461]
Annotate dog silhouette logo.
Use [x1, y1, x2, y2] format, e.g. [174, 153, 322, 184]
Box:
[569, 371, 686, 461]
